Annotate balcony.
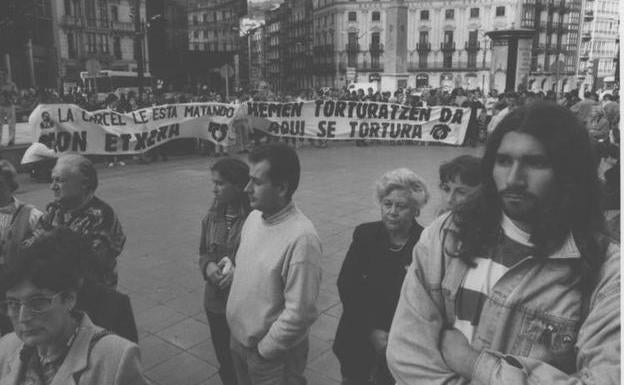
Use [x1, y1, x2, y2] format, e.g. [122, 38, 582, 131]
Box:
[584, 10, 594, 21]
[345, 43, 360, 53]
[579, 51, 590, 60]
[440, 42, 456, 51]
[369, 43, 384, 54]
[581, 31, 592, 40]
[416, 42, 431, 52]
[60, 15, 84, 28]
[110, 21, 135, 33]
[357, 62, 384, 72]
[465, 41, 480, 51]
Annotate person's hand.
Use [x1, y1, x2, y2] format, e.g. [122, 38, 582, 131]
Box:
[204, 262, 222, 285]
[217, 265, 234, 289]
[440, 328, 479, 380]
[369, 329, 389, 355]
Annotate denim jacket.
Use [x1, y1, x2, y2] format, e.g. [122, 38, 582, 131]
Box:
[387, 213, 620, 385]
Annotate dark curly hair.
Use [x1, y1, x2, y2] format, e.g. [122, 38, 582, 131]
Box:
[1, 228, 92, 294]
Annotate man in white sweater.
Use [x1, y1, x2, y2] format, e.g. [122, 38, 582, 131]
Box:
[226, 143, 322, 385]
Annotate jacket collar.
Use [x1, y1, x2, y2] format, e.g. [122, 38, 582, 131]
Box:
[2, 313, 98, 385]
[49, 313, 97, 385]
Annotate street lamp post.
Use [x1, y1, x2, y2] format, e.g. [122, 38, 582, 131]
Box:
[134, 0, 145, 102]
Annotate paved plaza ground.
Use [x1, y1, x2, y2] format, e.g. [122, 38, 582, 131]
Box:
[15, 142, 480, 385]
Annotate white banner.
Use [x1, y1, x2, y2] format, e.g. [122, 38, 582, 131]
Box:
[244, 101, 470, 144]
[23, 103, 238, 163]
[22, 101, 471, 163]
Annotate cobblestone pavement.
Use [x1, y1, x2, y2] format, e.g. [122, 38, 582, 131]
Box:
[15, 142, 480, 385]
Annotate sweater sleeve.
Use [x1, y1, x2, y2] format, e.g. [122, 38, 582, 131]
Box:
[257, 233, 322, 359]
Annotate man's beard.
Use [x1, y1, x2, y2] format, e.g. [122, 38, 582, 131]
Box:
[498, 188, 545, 225]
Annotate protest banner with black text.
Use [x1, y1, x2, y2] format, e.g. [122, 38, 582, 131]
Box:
[22, 103, 238, 163]
[244, 100, 471, 144]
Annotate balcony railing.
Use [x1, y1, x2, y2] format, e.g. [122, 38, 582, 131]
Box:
[110, 21, 135, 33]
[581, 32, 591, 40]
[416, 42, 431, 52]
[61, 15, 84, 27]
[465, 41, 480, 50]
[346, 43, 360, 53]
[369, 43, 384, 53]
[357, 63, 384, 72]
[533, 43, 546, 52]
[579, 51, 590, 60]
[440, 42, 456, 51]
[584, 10, 594, 20]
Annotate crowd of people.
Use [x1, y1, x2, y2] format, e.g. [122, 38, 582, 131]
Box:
[0, 95, 619, 385]
[0, 66, 621, 384]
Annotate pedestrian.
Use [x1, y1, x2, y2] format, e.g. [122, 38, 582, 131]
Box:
[199, 158, 251, 385]
[0, 71, 17, 146]
[0, 160, 44, 336]
[334, 168, 429, 385]
[226, 144, 322, 385]
[28, 154, 126, 289]
[386, 102, 619, 384]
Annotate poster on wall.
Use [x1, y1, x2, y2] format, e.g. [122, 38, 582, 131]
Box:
[515, 38, 533, 91]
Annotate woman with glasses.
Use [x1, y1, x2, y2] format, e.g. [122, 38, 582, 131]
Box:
[333, 168, 429, 385]
[0, 228, 148, 385]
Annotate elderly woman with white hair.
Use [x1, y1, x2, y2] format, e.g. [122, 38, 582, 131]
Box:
[333, 168, 429, 385]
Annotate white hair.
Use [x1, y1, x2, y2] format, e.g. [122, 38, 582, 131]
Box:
[375, 168, 429, 209]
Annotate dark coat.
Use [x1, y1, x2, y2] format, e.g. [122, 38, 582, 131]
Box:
[76, 282, 139, 343]
[333, 220, 423, 382]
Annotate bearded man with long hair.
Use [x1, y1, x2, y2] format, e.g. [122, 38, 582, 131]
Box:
[386, 102, 619, 385]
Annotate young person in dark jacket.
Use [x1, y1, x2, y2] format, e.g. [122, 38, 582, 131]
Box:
[334, 168, 430, 385]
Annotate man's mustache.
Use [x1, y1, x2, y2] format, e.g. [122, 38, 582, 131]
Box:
[499, 188, 537, 200]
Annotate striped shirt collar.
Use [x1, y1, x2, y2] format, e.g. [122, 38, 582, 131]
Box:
[500, 214, 581, 259]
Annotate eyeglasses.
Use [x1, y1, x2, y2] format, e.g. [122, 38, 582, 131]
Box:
[0, 293, 63, 317]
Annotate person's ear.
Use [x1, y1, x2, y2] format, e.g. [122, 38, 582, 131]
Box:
[62, 290, 78, 311]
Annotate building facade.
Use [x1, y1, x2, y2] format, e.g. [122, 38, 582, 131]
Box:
[265, 6, 283, 92]
[147, 0, 188, 88]
[248, 26, 266, 88]
[0, 0, 56, 89]
[281, 0, 315, 91]
[577, 0, 619, 90]
[311, 0, 584, 93]
[52, 0, 149, 86]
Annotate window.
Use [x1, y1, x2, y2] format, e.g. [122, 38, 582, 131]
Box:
[445, 9, 454, 19]
[86, 33, 97, 53]
[443, 52, 453, 68]
[67, 33, 76, 58]
[193, 15, 198, 25]
[86, 0, 96, 26]
[111, 5, 118, 22]
[470, 8, 479, 18]
[194, 30, 199, 39]
[64, 0, 72, 16]
[468, 52, 477, 68]
[469, 30, 478, 44]
[99, 34, 108, 53]
[372, 11, 380, 22]
[203, 13, 207, 22]
[113, 37, 121, 59]
[419, 53, 428, 68]
[348, 12, 357, 22]
[420, 10, 429, 20]
[496, 6, 505, 16]
[348, 31, 358, 66]
[444, 30, 453, 44]
[98, 0, 108, 27]
[419, 31, 428, 43]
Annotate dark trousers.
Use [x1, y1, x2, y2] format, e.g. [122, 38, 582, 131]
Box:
[207, 311, 237, 385]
